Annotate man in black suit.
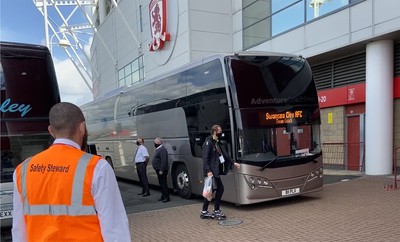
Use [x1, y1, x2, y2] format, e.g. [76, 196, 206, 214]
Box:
[151, 137, 170, 203]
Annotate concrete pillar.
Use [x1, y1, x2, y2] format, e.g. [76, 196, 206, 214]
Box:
[365, 40, 394, 175]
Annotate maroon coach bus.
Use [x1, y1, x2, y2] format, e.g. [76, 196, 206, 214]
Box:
[0, 42, 60, 227]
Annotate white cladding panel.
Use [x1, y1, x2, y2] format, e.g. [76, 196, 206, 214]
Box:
[188, 1, 232, 58]
[374, 0, 400, 24]
[190, 31, 232, 53]
[350, 1, 372, 32]
[189, 0, 231, 14]
[232, 31, 243, 52]
[114, 0, 140, 68]
[232, 9, 243, 52]
[232, 0, 242, 13]
[189, 11, 231, 34]
[232, 8, 242, 34]
[305, 10, 350, 47]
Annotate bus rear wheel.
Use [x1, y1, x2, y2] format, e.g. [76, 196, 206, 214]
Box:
[174, 164, 192, 199]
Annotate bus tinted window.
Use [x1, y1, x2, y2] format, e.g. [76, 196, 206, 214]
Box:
[1, 46, 59, 121]
[155, 73, 186, 103]
[230, 56, 317, 108]
[186, 59, 225, 96]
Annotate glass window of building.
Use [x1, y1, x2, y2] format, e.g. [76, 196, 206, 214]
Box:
[242, 0, 271, 49]
[272, 0, 299, 13]
[272, 1, 304, 36]
[118, 55, 145, 87]
[243, 0, 359, 49]
[307, 0, 349, 20]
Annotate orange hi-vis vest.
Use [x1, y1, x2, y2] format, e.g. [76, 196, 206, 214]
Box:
[16, 144, 103, 242]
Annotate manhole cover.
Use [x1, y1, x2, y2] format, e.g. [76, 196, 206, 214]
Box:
[218, 219, 243, 226]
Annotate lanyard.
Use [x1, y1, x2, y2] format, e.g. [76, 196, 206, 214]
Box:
[215, 140, 222, 156]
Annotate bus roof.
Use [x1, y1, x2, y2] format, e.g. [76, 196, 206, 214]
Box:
[0, 41, 50, 53]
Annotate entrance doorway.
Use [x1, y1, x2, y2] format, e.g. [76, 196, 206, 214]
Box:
[346, 104, 365, 171]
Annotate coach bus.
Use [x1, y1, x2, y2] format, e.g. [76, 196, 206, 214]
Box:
[0, 42, 60, 227]
[81, 52, 323, 205]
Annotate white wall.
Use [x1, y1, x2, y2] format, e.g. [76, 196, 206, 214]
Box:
[188, 0, 233, 60]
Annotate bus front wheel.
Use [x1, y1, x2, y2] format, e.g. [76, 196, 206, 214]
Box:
[174, 164, 192, 199]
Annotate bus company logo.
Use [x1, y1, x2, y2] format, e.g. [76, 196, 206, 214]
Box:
[0, 98, 32, 117]
[149, 0, 170, 51]
[251, 97, 317, 105]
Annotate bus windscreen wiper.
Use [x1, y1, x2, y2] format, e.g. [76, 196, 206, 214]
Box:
[259, 153, 317, 171]
[258, 156, 281, 171]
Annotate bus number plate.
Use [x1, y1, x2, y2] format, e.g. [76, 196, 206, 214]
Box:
[281, 188, 300, 196]
[0, 210, 12, 219]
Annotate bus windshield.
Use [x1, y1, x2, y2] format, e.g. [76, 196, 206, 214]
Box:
[227, 55, 321, 165]
[1, 42, 60, 183]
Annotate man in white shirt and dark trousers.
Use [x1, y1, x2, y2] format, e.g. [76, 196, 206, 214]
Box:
[135, 137, 150, 196]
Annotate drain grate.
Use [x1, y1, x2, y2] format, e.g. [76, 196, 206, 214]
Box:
[218, 219, 243, 226]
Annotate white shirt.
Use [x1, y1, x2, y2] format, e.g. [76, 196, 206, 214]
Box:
[12, 138, 131, 242]
[134, 145, 149, 163]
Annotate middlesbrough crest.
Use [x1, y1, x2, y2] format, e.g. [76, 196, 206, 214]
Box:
[149, 0, 170, 51]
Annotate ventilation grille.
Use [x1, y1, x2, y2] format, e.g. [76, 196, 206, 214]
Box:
[312, 52, 366, 90]
[395, 41, 400, 76]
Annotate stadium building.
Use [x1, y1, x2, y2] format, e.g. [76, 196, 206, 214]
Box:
[90, 0, 400, 175]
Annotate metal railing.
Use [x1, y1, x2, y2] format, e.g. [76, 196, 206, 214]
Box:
[392, 146, 400, 190]
[322, 142, 365, 171]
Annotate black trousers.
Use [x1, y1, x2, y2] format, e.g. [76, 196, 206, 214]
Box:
[155, 169, 169, 199]
[136, 162, 149, 193]
[202, 177, 224, 211]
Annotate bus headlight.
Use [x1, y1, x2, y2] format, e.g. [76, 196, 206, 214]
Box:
[307, 167, 323, 182]
[244, 175, 273, 190]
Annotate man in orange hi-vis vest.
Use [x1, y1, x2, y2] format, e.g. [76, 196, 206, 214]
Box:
[12, 102, 131, 242]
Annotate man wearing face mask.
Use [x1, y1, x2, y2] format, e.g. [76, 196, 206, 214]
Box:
[12, 102, 131, 242]
[151, 137, 170, 203]
[200, 125, 240, 220]
[134, 137, 150, 196]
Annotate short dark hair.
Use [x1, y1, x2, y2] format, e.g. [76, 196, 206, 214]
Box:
[49, 102, 85, 138]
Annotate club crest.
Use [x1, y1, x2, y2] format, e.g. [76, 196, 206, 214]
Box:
[149, 0, 170, 51]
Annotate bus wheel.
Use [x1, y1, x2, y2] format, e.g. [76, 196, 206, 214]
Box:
[174, 164, 192, 199]
[106, 157, 114, 170]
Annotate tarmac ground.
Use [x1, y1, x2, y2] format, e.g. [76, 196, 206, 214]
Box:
[128, 171, 400, 242]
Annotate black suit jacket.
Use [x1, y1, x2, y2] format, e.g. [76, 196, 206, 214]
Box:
[152, 145, 169, 171]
